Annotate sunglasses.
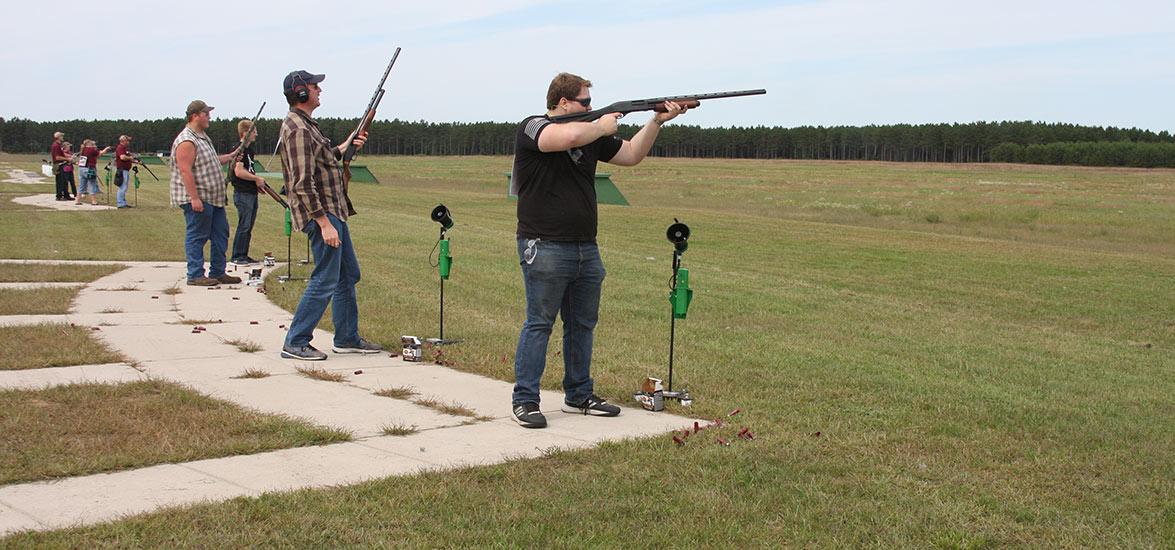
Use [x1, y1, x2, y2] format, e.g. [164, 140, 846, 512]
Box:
[568, 96, 591, 108]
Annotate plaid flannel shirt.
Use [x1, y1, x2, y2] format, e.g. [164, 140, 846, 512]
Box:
[169, 126, 227, 208]
[279, 108, 355, 231]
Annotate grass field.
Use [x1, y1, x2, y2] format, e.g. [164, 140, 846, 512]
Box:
[0, 380, 351, 485]
[0, 324, 128, 370]
[0, 287, 79, 315]
[0, 152, 1172, 546]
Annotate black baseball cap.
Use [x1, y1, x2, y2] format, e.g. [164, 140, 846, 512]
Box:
[283, 70, 326, 95]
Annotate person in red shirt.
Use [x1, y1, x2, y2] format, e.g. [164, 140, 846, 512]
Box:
[114, 135, 136, 208]
[49, 132, 73, 201]
[77, 139, 112, 205]
[60, 142, 77, 202]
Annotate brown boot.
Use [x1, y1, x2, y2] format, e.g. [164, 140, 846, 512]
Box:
[187, 276, 220, 286]
[216, 274, 242, 284]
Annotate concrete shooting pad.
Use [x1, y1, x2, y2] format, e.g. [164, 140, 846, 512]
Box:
[10, 194, 117, 211]
[0, 259, 697, 535]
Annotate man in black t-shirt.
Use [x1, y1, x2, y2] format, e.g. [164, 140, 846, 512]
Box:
[230, 119, 268, 265]
[509, 72, 689, 429]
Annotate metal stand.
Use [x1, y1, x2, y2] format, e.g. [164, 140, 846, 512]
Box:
[664, 248, 691, 404]
[277, 228, 307, 283]
[427, 227, 461, 345]
[298, 238, 312, 265]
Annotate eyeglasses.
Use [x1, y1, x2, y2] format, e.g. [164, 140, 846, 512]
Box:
[568, 96, 591, 108]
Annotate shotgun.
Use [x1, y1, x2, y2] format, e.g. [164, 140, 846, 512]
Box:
[549, 89, 767, 123]
[342, 48, 401, 181]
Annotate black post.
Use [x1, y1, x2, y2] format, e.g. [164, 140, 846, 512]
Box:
[438, 226, 447, 341]
[429, 226, 460, 345]
[277, 227, 307, 282]
[286, 230, 293, 279]
[667, 251, 680, 393]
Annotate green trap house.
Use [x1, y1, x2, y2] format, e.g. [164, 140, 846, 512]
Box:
[505, 172, 629, 205]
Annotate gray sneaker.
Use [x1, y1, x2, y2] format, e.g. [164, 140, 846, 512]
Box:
[561, 394, 621, 417]
[281, 344, 327, 361]
[333, 337, 384, 354]
[512, 402, 547, 429]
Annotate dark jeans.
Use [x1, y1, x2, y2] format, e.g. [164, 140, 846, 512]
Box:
[181, 203, 229, 281]
[512, 238, 605, 406]
[231, 191, 259, 261]
[284, 214, 362, 349]
[55, 170, 72, 199]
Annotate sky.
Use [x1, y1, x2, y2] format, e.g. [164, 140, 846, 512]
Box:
[3, 0, 1174, 131]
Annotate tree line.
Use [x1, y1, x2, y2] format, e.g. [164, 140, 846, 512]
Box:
[1, 117, 1172, 168]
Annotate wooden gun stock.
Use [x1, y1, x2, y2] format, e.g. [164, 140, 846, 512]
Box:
[653, 99, 701, 112]
[261, 183, 289, 210]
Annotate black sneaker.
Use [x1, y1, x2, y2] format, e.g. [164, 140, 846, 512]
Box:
[561, 394, 621, 417]
[231, 258, 255, 266]
[281, 344, 327, 361]
[512, 402, 547, 428]
[333, 337, 384, 354]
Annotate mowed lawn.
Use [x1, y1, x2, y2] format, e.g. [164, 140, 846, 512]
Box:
[0, 152, 1172, 546]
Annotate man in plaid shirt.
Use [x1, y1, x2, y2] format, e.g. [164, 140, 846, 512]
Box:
[278, 70, 384, 361]
[170, 100, 244, 287]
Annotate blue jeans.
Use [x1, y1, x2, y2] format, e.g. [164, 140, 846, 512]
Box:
[231, 191, 259, 261]
[116, 169, 131, 207]
[181, 203, 229, 281]
[78, 167, 100, 195]
[284, 214, 362, 349]
[512, 239, 605, 405]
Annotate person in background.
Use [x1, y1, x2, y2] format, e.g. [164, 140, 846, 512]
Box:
[76, 139, 112, 205]
[114, 135, 135, 208]
[49, 132, 73, 201]
[169, 100, 243, 287]
[60, 141, 77, 203]
[229, 119, 268, 265]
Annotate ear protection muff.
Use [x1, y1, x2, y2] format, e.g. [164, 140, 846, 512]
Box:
[293, 73, 310, 103]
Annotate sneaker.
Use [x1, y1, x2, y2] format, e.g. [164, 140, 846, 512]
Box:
[216, 274, 242, 284]
[561, 394, 621, 417]
[332, 337, 384, 354]
[245, 256, 260, 264]
[186, 276, 220, 286]
[231, 258, 256, 266]
[281, 344, 327, 361]
[512, 402, 547, 428]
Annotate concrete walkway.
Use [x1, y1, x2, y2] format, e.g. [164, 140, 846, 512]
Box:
[0, 260, 694, 535]
[11, 194, 117, 211]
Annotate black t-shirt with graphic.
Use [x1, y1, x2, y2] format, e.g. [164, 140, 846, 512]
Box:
[512, 115, 623, 241]
[230, 146, 257, 193]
